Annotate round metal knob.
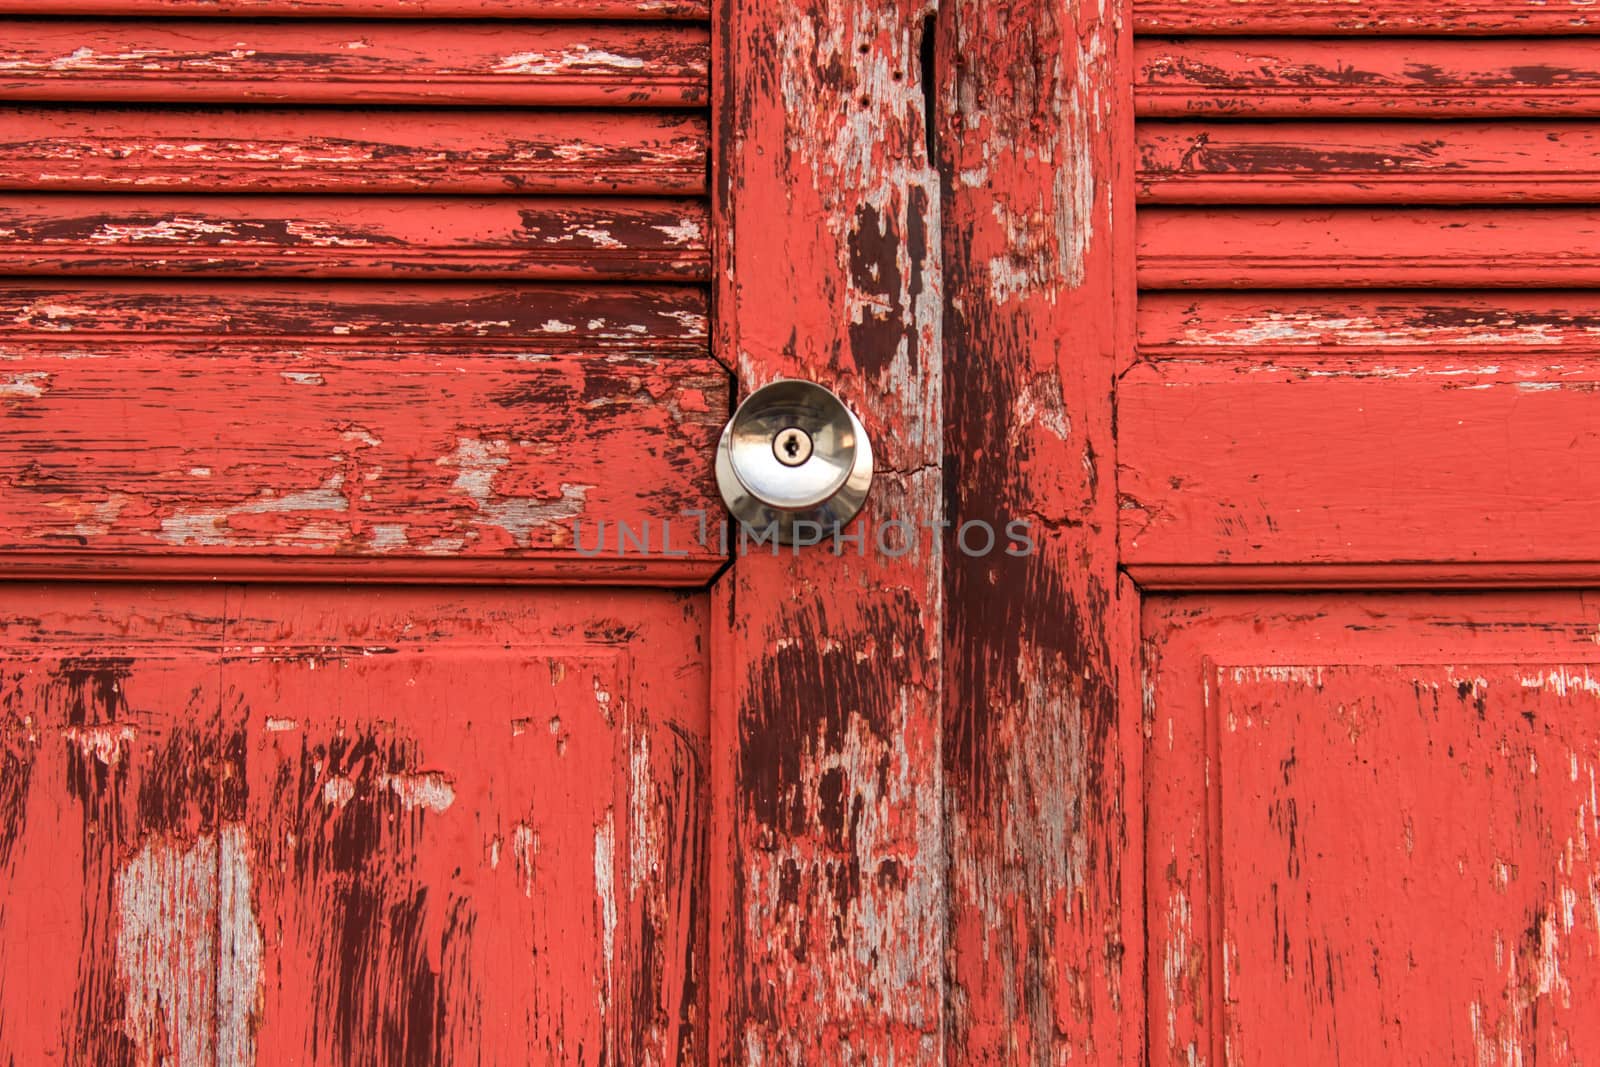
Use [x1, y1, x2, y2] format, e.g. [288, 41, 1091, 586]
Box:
[715, 380, 874, 545]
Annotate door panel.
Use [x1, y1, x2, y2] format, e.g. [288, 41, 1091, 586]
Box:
[1146, 594, 1600, 1065]
[0, 0, 717, 1057]
[0, 584, 708, 1064]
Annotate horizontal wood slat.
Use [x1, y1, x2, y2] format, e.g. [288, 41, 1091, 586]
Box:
[1137, 39, 1600, 118]
[1140, 208, 1600, 288]
[1139, 122, 1600, 204]
[1134, 0, 1600, 35]
[0, 281, 710, 343]
[0, 0, 709, 16]
[0, 108, 708, 194]
[0, 284, 724, 583]
[1120, 357, 1600, 570]
[1138, 291, 1600, 357]
[0, 22, 708, 105]
[0, 196, 708, 278]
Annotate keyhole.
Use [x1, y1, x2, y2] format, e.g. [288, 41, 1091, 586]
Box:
[773, 427, 814, 467]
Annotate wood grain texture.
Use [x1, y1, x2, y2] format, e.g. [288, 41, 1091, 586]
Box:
[1140, 208, 1600, 289]
[0, 21, 708, 105]
[1138, 291, 1600, 357]
[1146, 595, 1600, 1066]
[0, 0, 709, 15]
[1139, 121, 1600, 204]
[0, 108, 708, 194]
[939, 0, 1135, 1062]
[0, 283, 725, 583]
[0, 196, 709, 279]
[1134, 0, 1600, 35]
[0, 584, 711, 1064]
[1137, 38, 1600, 117]
[710, 0, 945, 1061]
[1120, 356, 1600, 569]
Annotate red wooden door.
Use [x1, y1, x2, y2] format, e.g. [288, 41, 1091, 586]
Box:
[0, 4, 730, 1063]
[0, 0, 953, 1062]
[1119, 1, 1600, 1063]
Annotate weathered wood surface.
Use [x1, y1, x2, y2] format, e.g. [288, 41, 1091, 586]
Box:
[0, 283, 725, 583]
[1146, 595, 1600, 1065]
[0, 109, 709, 194]
[939, 0, 1134, 1062]
[1139, 122, 1600, 204]
[711, 0, 945, 1061]
[1140, 208, 1600, 288]
[0, 0, 709, 15]
[0, 21, 708, 105]
[0, 584, 710, 1064]
[1137, 38, 1600, 118]
[1120, 355, 1600, 570]
[1135, 0, 1600, 35]
[0, 196, 709, 279]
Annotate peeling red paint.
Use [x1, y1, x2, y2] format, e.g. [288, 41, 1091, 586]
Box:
[0, 21, 709, 106]
[710, 0, 945, 1061]
[937, 0, 1134, 1062]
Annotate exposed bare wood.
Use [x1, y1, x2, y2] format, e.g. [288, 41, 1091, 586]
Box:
[0, 21, 708, 105]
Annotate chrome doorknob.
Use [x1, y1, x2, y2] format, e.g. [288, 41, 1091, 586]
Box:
[715, 380, 874, 545]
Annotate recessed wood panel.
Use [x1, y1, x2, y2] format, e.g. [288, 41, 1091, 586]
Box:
[0, 21, 708, 105]
[0, 284, 725, 583]
[0, 197, 709, 279]
[0, 583, 709, 1064]
[1146, 595, 1600, 1066]
[0, 108, 708, 194]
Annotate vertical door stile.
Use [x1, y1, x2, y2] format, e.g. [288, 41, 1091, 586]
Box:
[711, 0, 946, 1059]
[936, 0, 1140, 1062]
